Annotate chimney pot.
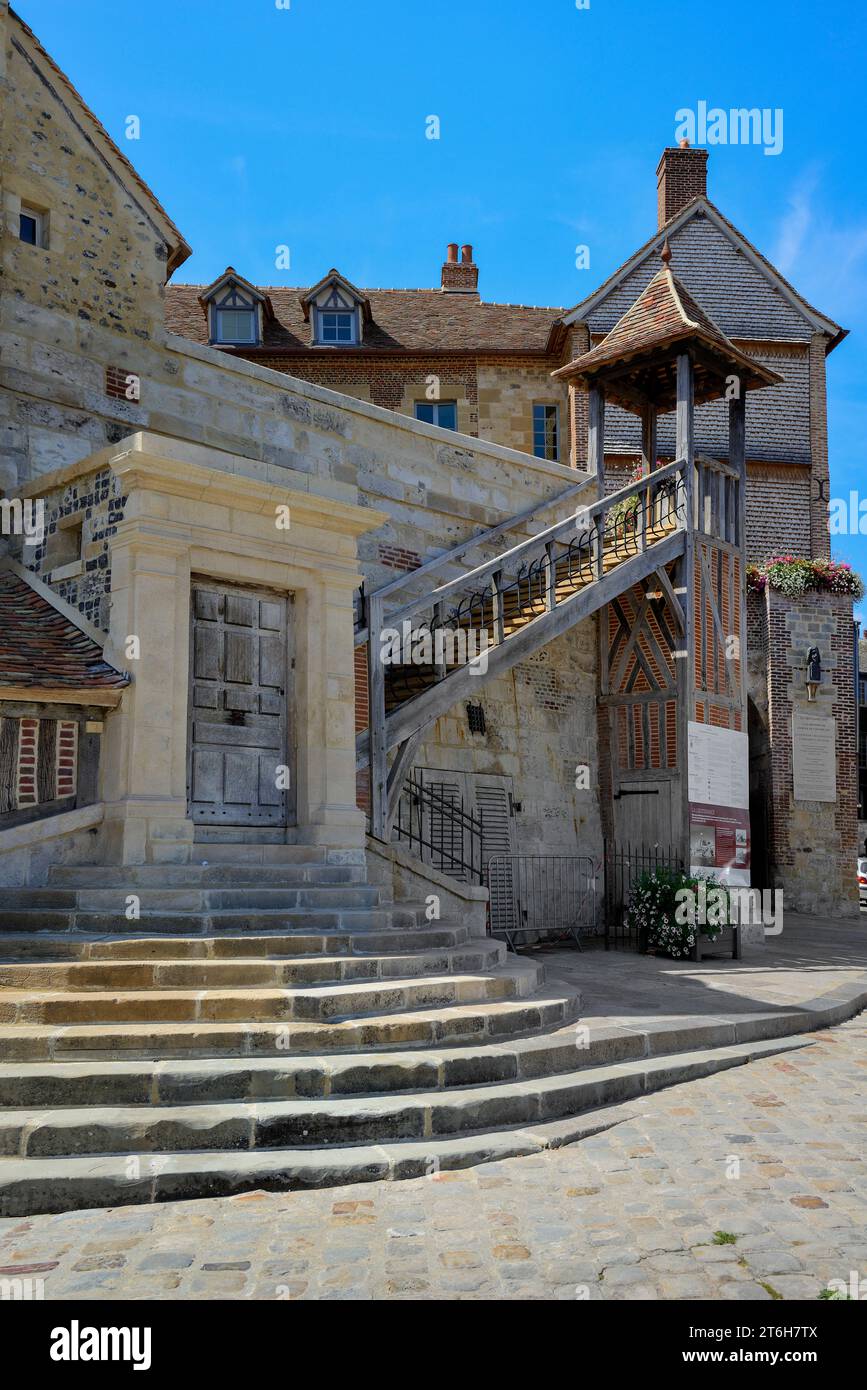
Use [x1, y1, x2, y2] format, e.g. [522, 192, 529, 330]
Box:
[441, 242, 479, 293]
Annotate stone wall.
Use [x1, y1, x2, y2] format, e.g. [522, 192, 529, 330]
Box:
[761, 588, 858, 915]
[413, 622, 602, 863]
[476, 361, 570, 460]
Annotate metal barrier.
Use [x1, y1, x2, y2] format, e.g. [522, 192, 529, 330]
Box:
[486, 854, 597, 952]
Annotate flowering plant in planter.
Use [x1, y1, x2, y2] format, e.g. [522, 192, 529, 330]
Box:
[624, 866, 725, 958]
[609, 460, 668, 537]
[747, 556, 864, 600]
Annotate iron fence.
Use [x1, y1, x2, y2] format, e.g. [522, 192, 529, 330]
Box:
[392, 773, 484, 884]
[487, 853, 598, 952]
[603, 840, 683, 950]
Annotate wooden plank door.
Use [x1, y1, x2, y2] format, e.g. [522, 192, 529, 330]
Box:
[188, 584, 292, 828]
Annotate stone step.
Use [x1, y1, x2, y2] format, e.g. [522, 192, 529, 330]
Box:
[0, 960, 543, 1027]
[0, 1037, 810, 1215]
[2, 886, 383, 913]
[183, 844, 342, 865]
[103, 886, 382, 910]
[0, 906, 424, 935]
[0, 1020, 645, 1108]
[0, 985, 579, 1059]
[0, 942, 505, 992]
[0, 925, 473, 961]
[47, 864, 366, 888]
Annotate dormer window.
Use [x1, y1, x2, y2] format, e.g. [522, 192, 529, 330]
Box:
[210, 285, 259, 345]
[199, 268, 269, 348]
[302, 270, 370, 348]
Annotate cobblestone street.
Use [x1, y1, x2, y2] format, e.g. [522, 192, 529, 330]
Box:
[2, 1013, 865, 1302]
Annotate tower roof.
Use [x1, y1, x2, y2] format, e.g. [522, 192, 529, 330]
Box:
[554, 260, 783, 412]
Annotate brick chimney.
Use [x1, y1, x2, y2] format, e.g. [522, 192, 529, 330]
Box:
[656, 144, 708, 228]
[441, 242, 478, 292]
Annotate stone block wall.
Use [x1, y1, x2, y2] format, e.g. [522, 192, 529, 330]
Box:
[413, 624, 601, 863]
[760, 588, 858, 915]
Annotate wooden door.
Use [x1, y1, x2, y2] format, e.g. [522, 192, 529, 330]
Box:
[188, 584, 292, 828]
[416, 770, 518, 932]
[613, 778, 674, 851]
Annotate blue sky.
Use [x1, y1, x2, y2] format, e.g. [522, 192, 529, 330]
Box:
[20, 0, 867, 616]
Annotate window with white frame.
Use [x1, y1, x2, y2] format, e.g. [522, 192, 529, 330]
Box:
[19, 205, 45, 247]
[209, 284, 260, 345]
[533, 403, 560, 461]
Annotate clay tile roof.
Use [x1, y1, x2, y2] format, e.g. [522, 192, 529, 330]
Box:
[0, 569, 129, 693]
[554, 264, 782, 394]
[165, 283, 567, 355]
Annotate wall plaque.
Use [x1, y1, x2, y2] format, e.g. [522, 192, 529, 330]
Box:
[792, 709, 836, 803]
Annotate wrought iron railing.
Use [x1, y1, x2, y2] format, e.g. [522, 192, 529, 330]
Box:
[603, 839, 684, 951]
[392, 773, 484, 884]
[487, 853, 598, 952]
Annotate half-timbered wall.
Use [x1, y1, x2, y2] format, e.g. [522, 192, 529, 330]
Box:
[0, 713, 85, 822]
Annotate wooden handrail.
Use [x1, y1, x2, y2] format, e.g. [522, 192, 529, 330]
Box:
[380, 457, 685, 630]
[368, 472, 597, 602]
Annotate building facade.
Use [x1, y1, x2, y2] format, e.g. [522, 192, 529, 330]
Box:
[0, 2, 857, 918]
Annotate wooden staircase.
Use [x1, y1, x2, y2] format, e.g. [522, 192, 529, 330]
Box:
[358, 458, 691, 836]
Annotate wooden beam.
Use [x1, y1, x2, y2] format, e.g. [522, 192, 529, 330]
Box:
[675, 351, 695, 871]
[357, 528, 685, 766]
[366, 593, 388, 839]
[385, 729, 423, 832]
[0, 685, 124, 708]
[587, 387, 605, 496]
[652, 565, 685, 632]
[729, 389, 748, 717]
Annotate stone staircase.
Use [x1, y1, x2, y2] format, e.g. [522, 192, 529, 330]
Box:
[0, 843, 810, 1217]
[0, 843, 587, 1215]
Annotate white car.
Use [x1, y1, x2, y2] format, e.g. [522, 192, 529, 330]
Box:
[859, 859, 867, 908]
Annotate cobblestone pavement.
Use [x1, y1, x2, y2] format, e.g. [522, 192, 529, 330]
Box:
[1, 1015, 866, 1302]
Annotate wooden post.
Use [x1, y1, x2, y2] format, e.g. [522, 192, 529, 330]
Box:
[491, 569, 505, 645]
[675, 352, 695, 872]
[588, 387, 606, 580]
[587, 386, 605, 495]
[432, 601, 446, 682]
[729, 388, 747, 551]
[544, 540, 556, 612]
[366, 592, 389, 841]
[640, 405, 656, 549]
[676, 355, 695, 529]
[729, 386, 748, 717]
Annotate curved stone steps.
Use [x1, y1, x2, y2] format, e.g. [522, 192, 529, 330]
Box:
[0, 1022, 630, 1107]
[47, 863, 368, 887]
[0, 1036, 810, 1215]
[0, 907, 430, 935]
[0, 943, 506, 992]
[0, 925, 472, 961]
[0, 985, 580, 1061]
[0, 958, 545, 1028]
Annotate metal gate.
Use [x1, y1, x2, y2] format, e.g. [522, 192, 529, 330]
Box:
[603, 839, 683, 950]
[487, 854, 597, 951]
